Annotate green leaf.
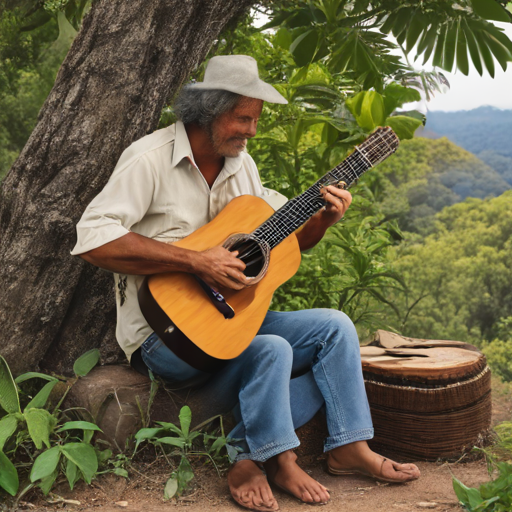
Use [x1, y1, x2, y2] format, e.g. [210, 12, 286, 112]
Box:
[274, 27, 292, 50]
[134, 427, 165, 452]
[405, 11, 425, 53]
[442, 23, 457, 72]
[382, 84, 421, 117]
[25, 408, 54, 449]
[322, 123, 340, 146]
[385, 115, 422, 140]
[57, 421, 102, 433]
[15, 372, 58, 384]
[96, 448, 112, 464]
[156, 437, 185, 448]
[0, 414, 19, 450]
[452, 476, 484, 509]
[455, 22, 469, 76]
[175, 456, 194, 496]
[463, 20, 483, 76]
[73, 349, 100, 377]
[113, 468, 129, 478]
[226, 444, 240, 463]
[65, 459, 79, 490]
[164, 475, 178, 500]
[60, 442, 98, 484]
[38, 470, 58, 495]
[25, 380, 58, 410]
[433, 24, 447, 67]
[179, 406, 192, 438]
[30, 446, 61, 482]
[483, 32, 511, 72]
[475, 30, 496, 77]
[0, 355, 20, 414]
[290, 29, 319, 67]
[0, 450, 19, 496]
[470, 0, 510, 22]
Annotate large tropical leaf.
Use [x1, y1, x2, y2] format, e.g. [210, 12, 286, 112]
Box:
[379, 6, 512, 76]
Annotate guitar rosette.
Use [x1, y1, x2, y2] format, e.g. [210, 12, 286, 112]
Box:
[222, 233, 270, 285]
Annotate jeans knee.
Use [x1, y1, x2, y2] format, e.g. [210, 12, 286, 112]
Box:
[318, 309, 359, 350]
[252, 335, 293, 365]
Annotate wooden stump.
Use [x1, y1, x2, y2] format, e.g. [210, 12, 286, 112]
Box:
[362, 330, 492, 460]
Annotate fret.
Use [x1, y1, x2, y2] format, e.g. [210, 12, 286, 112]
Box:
[252, 127, 399, 249]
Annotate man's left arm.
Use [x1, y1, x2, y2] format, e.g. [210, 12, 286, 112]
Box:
[296, 185, 352, 251]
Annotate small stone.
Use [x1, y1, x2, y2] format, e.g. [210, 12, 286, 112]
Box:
[115, 501, 129, 507]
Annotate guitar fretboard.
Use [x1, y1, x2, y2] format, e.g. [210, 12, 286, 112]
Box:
[251, 127, 399, 249]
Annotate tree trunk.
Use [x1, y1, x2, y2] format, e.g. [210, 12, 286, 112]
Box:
[0, 0, 254, 376]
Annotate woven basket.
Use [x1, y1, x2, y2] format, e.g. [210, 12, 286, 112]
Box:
[362, 331, 492, 460]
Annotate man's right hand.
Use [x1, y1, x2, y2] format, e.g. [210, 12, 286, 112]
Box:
[193, 246, 248, 291]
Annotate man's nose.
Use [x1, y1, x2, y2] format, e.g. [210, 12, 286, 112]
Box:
[246, 120, 258, 138]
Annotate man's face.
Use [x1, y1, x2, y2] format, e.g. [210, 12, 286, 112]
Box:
[209, 97, 264, 158]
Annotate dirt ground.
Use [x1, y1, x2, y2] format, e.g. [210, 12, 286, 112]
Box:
[13, 378, 512, 512]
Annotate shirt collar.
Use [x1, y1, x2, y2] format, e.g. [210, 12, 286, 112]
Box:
[171, 121, 197, 169]
[171, 121, 245, 176]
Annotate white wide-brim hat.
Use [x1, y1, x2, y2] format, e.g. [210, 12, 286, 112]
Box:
[189, 55, 288, 105]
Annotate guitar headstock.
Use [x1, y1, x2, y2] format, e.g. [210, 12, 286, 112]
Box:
[355, 127, 400, 167]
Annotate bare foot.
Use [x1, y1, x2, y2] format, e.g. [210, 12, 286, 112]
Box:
[327, 441, 420, 483]
[228, 459, 279, 511]
[264, 450, 330, 505]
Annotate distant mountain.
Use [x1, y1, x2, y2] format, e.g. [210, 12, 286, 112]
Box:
[424, 106, 512, 158]
[421, 107, 512, 189]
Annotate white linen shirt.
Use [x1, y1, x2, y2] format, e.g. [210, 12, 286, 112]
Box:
[71, 121, 287, 360]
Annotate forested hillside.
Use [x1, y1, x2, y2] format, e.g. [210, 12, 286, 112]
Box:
[424, 107, 512, 191]
[390, 191, 512, 379]
[374, 137, 510, 234]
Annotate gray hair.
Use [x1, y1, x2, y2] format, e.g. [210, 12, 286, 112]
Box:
[173, 86, 241, 127]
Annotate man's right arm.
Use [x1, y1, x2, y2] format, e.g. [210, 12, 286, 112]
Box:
[80, 232, 249, 291]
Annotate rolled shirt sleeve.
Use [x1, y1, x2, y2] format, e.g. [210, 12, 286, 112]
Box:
[71, 155, 156, 255]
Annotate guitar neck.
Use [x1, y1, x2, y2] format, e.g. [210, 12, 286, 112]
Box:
[251, 127, 399, 249]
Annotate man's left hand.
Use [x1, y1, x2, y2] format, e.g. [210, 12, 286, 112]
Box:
[318, 185, 352, 227]
[295, 185, 352, 251]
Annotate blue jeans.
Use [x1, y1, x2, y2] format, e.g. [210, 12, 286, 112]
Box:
[140, 309, 374, 462]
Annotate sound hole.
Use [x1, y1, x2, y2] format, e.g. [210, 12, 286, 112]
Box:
[229, 239, 265, 278]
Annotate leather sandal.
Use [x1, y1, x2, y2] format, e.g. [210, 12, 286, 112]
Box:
[327, 456, 419, 484]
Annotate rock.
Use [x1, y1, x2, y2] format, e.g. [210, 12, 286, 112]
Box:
[64, 364, 328, 455]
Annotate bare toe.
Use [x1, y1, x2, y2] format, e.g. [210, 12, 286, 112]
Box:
[228, 460, 279, 511]
[264, 450, 330, 505]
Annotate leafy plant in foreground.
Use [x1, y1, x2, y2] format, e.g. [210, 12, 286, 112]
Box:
[0, 349, 107, 499]
[134, 405, 239, 499]
[453, 425, 512, 512]
[453, 461, 512, 511]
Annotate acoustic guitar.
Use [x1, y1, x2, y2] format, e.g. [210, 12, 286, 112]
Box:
[138, 126, 399, 372]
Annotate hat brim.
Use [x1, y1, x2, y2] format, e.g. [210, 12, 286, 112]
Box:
[189, 78, 288, 105]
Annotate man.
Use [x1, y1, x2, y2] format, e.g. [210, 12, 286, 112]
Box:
[72, 55, 420, 511]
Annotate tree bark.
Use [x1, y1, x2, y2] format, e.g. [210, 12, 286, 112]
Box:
[0, 0, 255, 376]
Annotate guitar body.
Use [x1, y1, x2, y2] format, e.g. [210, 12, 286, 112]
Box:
[141, 195, 301, 370]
